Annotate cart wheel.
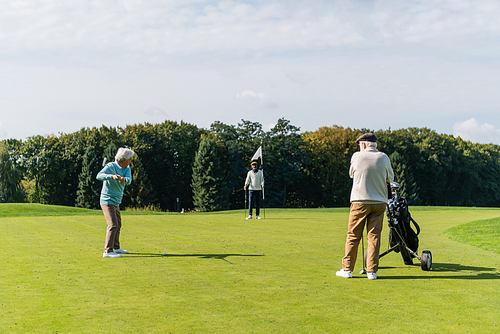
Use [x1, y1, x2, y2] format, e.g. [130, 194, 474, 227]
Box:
[420, 250, 432, 271]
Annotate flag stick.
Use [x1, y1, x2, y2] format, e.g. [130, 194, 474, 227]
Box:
[261, 143, 265, 218]
[261, 144, 265, 200]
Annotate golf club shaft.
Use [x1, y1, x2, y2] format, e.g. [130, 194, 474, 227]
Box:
[361, 231, 366, 273]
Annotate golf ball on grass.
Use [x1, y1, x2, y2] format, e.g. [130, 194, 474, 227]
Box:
[162, 252, 166, 256]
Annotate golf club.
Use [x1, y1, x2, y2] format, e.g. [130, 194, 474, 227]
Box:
[359, 231, 367, 275]
[103, 157, 120, 177]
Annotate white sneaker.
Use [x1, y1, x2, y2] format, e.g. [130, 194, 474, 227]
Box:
[114, 248, 129, 254]
[103, 251, 122, 258]
[336, 269, 353, 278]
[367, 272, 377, 280]
[256, 215, 262, 219]
[246, 215, 252, 220]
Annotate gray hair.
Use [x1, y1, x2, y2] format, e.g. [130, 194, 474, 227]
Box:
[360, 141, 377, 148]
[115, 147, 135, 162]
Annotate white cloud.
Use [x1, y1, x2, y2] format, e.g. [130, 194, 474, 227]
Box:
[453, 118, 500, 144]
[236, 90, 266, 99]
[236, 89, 279, 109]
[2, 0, 500, 60]
[3, 1, 500, 139]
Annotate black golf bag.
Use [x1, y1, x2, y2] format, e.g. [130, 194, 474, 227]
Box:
[379, 182, 432, 271]
[388, 195, 420, 258]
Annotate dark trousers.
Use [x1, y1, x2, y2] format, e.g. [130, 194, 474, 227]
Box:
[248, 190, 261, 216]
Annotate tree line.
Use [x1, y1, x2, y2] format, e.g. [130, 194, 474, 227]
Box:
[1, 118, 500, 210]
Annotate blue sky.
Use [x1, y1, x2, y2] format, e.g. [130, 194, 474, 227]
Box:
[1, 0, 500, 144]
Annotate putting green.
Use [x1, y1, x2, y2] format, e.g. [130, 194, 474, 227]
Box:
[1, 205, 500, 333]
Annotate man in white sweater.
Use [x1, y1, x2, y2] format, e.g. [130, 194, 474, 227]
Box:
[336, 133, 394, 280]
[244, 161, 265, 219]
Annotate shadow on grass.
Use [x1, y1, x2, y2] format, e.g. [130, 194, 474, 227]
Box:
[379, 262, 500, 280]
[264, 217, 318, 220]
[127, 252, 264, 264]
[431, 262, 496, 272]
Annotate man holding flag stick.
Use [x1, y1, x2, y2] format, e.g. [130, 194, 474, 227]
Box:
[244, 146, 264, 219]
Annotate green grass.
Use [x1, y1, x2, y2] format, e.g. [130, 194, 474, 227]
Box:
[1, 204, 500, 333]
[0, 203, 101, 217]
[445, 217, 500, 255]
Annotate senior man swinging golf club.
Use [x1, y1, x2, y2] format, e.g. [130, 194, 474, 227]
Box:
[336, 133, 394, 280]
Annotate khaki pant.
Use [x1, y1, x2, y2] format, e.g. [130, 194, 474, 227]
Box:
[102, 204, 122, 253]
[342, 202, 386, 273]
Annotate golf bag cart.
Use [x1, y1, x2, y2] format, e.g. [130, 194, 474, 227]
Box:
[366, 182, 432, 271]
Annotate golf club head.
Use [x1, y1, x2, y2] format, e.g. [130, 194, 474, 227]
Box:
[102, 157, 107, 166]
[359, 268, 366, 274]
[390, 182, 400, 189]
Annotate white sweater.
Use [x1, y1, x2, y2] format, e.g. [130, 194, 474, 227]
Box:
[349, 147, 394, 204]
[245, 169, 264, 191]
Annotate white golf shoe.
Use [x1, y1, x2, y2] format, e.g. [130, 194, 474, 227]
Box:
[256, 215, 262, 219]
[335, 269, 352, 278]
[114, 249, 129, 254]
[103, 251, 122, 258]
[246, 215, 252, 220]
[367, 272, 378, 280]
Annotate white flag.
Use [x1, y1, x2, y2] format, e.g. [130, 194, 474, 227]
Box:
[251, 146, 262, 161]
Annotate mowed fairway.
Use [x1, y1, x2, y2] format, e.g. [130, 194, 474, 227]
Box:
[1, 204, 500, 333]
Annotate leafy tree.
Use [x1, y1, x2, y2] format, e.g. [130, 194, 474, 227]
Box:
[389, 151, 421, 205]
[263, 118, 307, 208]
[191, 135, 229, 212]
[0, 142, 24, 202]
[453, 139, 500, 206]
[237, 119, 265, 145]
[302, 125, 359, 207]
[37, 134, 80, 206]
[168, 122, 207, 211]
[29, 126, 121, 207]
[210, 121, 248, 209]
[8, 118, 500, 209]
[20, 135, 47, 203]
[121, 121, 205, 211]
[103, 142, 118, 164]
[75, 146, 101, 209]
[378, 127, 452, 205]
[123, 155, 157, 208]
